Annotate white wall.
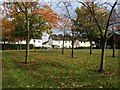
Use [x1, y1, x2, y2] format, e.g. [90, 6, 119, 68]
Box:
[29, 39, 42, 47]
[17, 40, 26, 44]
[52, 40, 72, 48]
[64, 41, 72, 48]
[79, 41, 96, 47]
[79, 41, 90, 47]
[51, 40, 96, 48]
[43, 42, 52, 48]
[15, 39, 42, 47]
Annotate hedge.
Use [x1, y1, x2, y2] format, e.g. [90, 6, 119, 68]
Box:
[2, 44, 34, 50]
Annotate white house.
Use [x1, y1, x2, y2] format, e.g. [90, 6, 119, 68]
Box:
[42, 41, 52, 48]
[47, 34, 72, 48]
[30, 39, 42, 47]
[45, 34, 96, 48]
[78, 41, 96, 48]
[50, 39, 72, 48]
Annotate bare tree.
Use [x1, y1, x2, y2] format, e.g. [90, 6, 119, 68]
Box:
[55, 1, 75, 56]
[109, 4, 120, 57]
[77, 0, 118, 73]
[63, 1, 75, 58]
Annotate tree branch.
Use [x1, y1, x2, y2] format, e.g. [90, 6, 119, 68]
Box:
[16, 2, 25, 13]
[104, 2, 117, 39]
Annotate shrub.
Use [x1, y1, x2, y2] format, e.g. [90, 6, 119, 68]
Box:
[2, 44, 33, 50]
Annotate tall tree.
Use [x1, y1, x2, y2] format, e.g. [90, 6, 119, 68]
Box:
[75, 6, 100, 54]
[109, 9, 120, 57]
[2, 18, 15, 50]
[77, 0, 118, 73]
[3, 1, 60, 63]
[61, 17, 71, 54]
[62, 1, 75, 58]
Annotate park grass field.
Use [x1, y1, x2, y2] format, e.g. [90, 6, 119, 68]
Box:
[2, 49, 119, 88]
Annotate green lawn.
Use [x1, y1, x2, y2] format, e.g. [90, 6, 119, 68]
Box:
[2, 49, 119, 88]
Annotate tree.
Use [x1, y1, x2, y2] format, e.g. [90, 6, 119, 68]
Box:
[3, 1, 60, 63]
[3, 2, 37, 63]
[108, 5, 120, 57]
[12, 13, 26, 50]
[61, 17, 72, 54]
[75, 6, 100, 54]
[53, 1, 74, 55]
[77, 0, 118, 73]
[62, 1, 75, 58]
[2, 18, 15, 50]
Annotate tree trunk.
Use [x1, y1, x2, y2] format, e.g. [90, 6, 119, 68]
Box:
[17, 42, 19, 50]
[62, 28, 65, 54]
[71, 30, 74, 58]
[112, 27, 115, 57]
[25, 13, 29, 64]
[90, 39, 92, 54]
[19, 42, 21, 51]
[71, 39, 74, 58]
[3, 41, 5, 50]
[99, 39, 107, 73]
[112, 41, 115, 57]
[62, 37, 65, 54]
[89, 15, 92, 54]
[34, 39, 36, 52]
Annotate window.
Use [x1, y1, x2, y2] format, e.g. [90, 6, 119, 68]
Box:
[38, 41, 41, 43]
[33, 39, 35, 42]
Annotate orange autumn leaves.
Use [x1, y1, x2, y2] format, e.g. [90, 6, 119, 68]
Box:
[2, 18, 15, 41]
[35, 4, 72, 29]
[114, 25, 120, 31]
[2, 18, 14, 36]
[3, 1, 72, 32]
[115, 24, 120, 42]
[34, 5, 60, 28]
[2, 18, 14, 30]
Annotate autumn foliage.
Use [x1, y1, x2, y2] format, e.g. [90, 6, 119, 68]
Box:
[2, 18, 15, 41]
[2, 1, 62, 28]
[35, 5, 62, 28]
[2, 1, 66, 42]
[114, 25, 120, 31]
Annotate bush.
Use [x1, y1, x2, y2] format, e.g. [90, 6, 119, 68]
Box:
[74, 47, 90, 49]
[2, 44, 33, 50]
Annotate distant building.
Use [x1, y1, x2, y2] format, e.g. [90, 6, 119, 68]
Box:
[2, 34, 96, 48]
[44, 34, 96, 48]
[48, 34, 72, 48]
[42, 41, 52, 48]
[29, 39, 42, 47]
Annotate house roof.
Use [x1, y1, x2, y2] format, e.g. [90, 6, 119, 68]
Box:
[42, 41, 48, 44]
[49, 34, 89, 41]
[49, 34, 72, 40]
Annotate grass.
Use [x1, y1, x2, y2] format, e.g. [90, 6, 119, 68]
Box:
[2, 49, 119, 88]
